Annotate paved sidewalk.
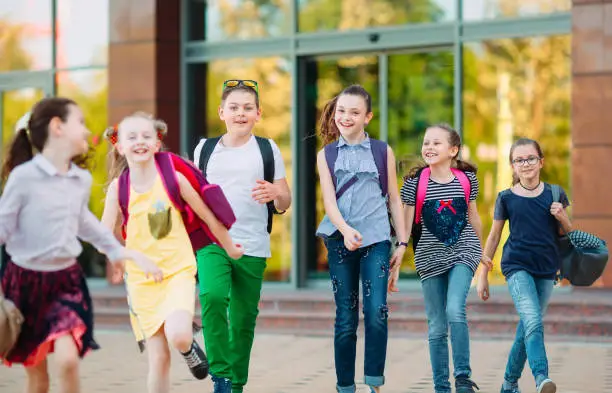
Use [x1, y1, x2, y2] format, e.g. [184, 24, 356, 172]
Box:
[0, 331, 609, 392]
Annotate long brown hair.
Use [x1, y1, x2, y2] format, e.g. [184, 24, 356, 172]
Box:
[318, 84, 372, 145]
[104, 112, 168, 184]
[406, 123, 477, 179]
[1, 97, 92, 180]
[509, 137, 544, 185]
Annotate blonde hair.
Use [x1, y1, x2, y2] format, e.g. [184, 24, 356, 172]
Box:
[104, 111, 168, 183]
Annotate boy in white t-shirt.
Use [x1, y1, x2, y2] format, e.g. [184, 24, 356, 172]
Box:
[192, 79, 291, 393]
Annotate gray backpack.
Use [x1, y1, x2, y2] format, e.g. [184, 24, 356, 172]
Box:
[552, 185, 608, 286]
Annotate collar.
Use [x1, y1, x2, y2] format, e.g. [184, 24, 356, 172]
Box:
[32, 154, 82, 178]
[337, 133, 371, 149]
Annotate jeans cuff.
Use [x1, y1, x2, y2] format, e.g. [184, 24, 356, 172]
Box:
[336, 384, 356, 393]
[364, 375, 385, 387]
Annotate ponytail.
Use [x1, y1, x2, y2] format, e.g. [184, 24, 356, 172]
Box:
[104, 125, 128, 188]
[2, 127, 34, 181]
[318, 96, 339, 145]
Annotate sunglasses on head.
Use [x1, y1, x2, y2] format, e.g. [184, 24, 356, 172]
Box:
[223, 79, 259, 94]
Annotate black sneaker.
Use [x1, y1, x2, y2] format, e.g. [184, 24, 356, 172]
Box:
[212, 374, 232, 393]
[456, 376, 480, 393]
[181, 340, 209, 380]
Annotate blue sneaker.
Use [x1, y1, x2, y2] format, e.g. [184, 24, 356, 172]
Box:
[456, 376, 479, 393]
[211, 374, 232, 393]
[536, 378, 556, 393]
[500, 383, 521, 393]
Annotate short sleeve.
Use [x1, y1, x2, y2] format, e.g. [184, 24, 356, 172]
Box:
[493, 191, 508, 221]
[400, 177, 418, 206]
[270, 139, 287, 180]
[466, 171, 479, 201]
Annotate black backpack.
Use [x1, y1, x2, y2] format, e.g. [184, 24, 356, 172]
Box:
[552, 185, 608, 286]
[197, 136, 283, 233]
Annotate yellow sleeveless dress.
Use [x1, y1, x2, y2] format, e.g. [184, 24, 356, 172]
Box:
[124, 173, 197, 344]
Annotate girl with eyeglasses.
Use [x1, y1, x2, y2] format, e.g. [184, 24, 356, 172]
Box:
[478, 138, 571, 393]
[192, 79, 292, 393]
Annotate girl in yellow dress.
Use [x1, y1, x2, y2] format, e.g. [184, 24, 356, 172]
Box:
[101, 112, 243, 393]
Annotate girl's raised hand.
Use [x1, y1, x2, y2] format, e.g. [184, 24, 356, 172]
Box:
[550, 202, 566, 221]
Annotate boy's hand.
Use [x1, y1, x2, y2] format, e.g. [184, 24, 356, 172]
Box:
[252, 180, 280, 204]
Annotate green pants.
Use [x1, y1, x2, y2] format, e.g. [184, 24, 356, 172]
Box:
[196, 244, 266, 393]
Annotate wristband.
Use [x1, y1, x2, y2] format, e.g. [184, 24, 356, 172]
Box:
[395, 241, 408, 248]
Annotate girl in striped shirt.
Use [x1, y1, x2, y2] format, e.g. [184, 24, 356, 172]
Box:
[395, 123, 490, 393]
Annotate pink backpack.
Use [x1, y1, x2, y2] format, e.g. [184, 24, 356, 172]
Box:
[411, 167, 471, 251]
[118, 152, 236, 252]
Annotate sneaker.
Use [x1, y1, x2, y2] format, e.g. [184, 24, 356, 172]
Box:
[536, 379, 556, 393]
[181, 340, 209, 380]
[212, 374, 232, 393]
[500, 383, 521, 393]
[456, 376, 480, 393]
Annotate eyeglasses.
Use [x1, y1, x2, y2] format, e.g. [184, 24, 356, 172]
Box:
[223, 79, 259, 94]
[511, 156, 541, 166]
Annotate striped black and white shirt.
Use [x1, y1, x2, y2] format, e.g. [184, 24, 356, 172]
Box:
[400, 171, 482, 280]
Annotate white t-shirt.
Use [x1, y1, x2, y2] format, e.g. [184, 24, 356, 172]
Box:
[193, 135, 287, 258]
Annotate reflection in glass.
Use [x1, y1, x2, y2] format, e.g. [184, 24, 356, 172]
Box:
[205, 0, 291, 41]
[298, 0, 455, 33]
[387, 50, 454, 277]
[0, 1, 52, 71]
[462, 35, 571, 281]
[463, 0, 570, 20]
[57, 69, 109, 277]
[1, 88, 44, 152]
[309, 55, 379, 278]
[205, 57, 292, 282]
[56, 0, 109, 68]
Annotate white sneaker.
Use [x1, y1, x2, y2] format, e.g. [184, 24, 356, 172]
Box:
[537, 379, 556, 393]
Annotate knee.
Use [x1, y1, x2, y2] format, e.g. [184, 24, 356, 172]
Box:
[335, 308, 359, 335]
[167, 329, 193, 352]
[201, 291, 229, 310]
[427, 315, 448, 340]
[446, 301, 467, 323]
[55, 351, 79, 375]
[522, 315, 544, 338]
[363, 301, 389, 326]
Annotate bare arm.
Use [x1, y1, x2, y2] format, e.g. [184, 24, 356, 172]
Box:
[468, 201, 484, 247]
[177, 172, 240, 256]
[273, 178, 292, 212]
[101, 179, 124, 244]
[316, 149, 351, 234]
[387, 147, 406, 244]
[479, 219, 506, 277]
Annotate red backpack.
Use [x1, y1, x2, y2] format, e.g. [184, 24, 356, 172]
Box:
[117, 152, 236, 252]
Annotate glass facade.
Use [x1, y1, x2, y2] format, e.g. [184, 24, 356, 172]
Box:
[0, 1, 109, 277]
[0, 1, 572, 285]
[183, 0, 572, 286]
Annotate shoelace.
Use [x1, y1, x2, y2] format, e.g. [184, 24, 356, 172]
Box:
[457, 379, 480, 391]
[183, 348, 204, 368]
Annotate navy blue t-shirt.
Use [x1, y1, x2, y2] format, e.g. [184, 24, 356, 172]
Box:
[494, 183, 569, 280]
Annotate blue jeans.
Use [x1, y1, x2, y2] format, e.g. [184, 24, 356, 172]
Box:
[505, 270, 554, 387]
[421, 264, 474, 393]
[325, 236, 391, 392]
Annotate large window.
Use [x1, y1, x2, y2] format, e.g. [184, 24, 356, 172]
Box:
[203, 57, 293, 282]
[0, 1, 109, 277]
[185, 0, 572, 287]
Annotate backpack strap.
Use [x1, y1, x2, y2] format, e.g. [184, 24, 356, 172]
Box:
[551, 184, 561, 203]
[198, 136, 222, 175]
[451, 168, 471, 204]
[255, 136, 279, 233]
[155, 152, 187, 212]
[414, 167, 430, 224]
[117, 169, 131, 231]
[324, 141, 340, 189]
[370, 139, 388, 197]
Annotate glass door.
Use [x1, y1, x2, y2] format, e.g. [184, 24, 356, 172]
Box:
[0, 72, 53, 267]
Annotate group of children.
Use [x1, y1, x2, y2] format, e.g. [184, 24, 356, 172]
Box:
[0, 80, 565, 393]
